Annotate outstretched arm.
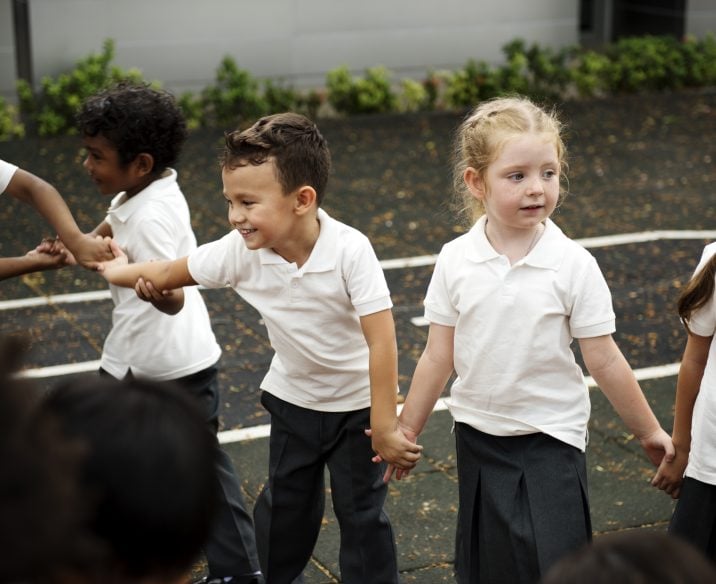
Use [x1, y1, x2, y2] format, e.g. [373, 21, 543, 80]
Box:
[98, 240, 197, 290]
[0, 248, 70, 281]
[652, 332, 711, 498]
[361, 309, 423, 470]
[579, 334, 674, 467]
[7, 168, 112, 268]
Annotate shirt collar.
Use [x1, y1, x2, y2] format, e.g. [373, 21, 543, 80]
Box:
[466, 215, 565, 270]
[107, 169, 177, 223]
[258, 207, 337, 273]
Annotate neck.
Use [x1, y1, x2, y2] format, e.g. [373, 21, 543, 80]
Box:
[272, 215, 321, 268]
[484, 220, 544, 264]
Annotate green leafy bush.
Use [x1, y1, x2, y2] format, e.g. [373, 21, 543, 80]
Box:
[680, 33, 716, 87]
[17, 39, 145, 136]
[198, 57, 268, 128]
[0, 97, 24, 141]
[606, 35, 688, 93]
[444, 59, 502, 109]
[326, 66, 396, 115]
[570, 50, 612, 97]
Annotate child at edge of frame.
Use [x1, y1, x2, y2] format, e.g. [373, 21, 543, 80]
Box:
[380, 95, 675, 584]
[653, 241, 716, 562]
[0, 159, 112, 280]
[74, 81, 263, 584]
[95, 111, 423, 584]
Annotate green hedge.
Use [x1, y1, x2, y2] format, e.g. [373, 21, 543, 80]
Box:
[3, 33, 716, 140]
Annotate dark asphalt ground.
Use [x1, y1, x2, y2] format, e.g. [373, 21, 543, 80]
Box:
[1, 89, 716, 581]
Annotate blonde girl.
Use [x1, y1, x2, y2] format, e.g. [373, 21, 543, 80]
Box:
[386, 96, 674, 583]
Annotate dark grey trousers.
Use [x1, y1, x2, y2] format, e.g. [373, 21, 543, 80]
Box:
[253, 391, 399, 584]
[100, 365, 261, 582]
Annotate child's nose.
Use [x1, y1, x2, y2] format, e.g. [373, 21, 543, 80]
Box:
[527, 177, 544, 195]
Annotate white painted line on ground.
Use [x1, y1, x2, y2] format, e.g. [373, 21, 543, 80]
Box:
[217, 364, 680, 444]
[17, 360, 102, 378]
[3, 230, 715, 312]
[17, 355, 679, 444]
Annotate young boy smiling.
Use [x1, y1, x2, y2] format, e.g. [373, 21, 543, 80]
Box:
[78, 82, 262, 584]
[98, 112, 422, 584]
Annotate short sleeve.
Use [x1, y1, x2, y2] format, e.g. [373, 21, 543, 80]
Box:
[569, 255, 616, 338]
[423, 250, 459, 327]
[0, 160, 19, 194]
[687, 244, 716, 337]
[187, 232, 237, 289]
[342, 233, 392, 317]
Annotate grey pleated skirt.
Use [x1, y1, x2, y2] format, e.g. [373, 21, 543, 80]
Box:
[454, 423, 592, 584]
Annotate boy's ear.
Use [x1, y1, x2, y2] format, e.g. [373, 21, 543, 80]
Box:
[464, 167, 486, 201]
[293, 186, 317, 215]
[132, 153, 155, 177]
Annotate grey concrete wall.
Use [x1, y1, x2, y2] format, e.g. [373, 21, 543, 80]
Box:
[1, 0, 578, 99]
[686, 0, 716, 39]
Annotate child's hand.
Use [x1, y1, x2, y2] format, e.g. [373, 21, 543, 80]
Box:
[68, 233, 114, 270]
[96, 239, 128, 274]
[24, 247, 70, 271]
[135, 274, 185, 315]
[37, 236, 77, 266]
[651, 446, 688, 499]
[638, 427, 675, 467]
[366, 423, 422, 483]
[135, 276, 174, 303]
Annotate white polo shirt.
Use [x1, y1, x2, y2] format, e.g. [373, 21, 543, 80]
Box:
[425, 215, 615, 451]
[684, 242, 716, 485]
[188, 208, 392, 412]
[101, 169, 221, 381]
[0, 159, 18, 194]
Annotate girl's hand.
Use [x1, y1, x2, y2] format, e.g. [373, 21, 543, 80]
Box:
[651, 445, 689, 498]
[96, 239, 128, 273]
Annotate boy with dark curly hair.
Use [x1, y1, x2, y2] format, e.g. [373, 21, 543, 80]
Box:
[76, 82, 263, 584]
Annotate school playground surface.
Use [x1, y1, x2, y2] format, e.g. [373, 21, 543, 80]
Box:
[1, 90, 716, 582]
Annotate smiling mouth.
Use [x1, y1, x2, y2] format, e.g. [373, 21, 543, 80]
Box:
[239, 228, 257, 236]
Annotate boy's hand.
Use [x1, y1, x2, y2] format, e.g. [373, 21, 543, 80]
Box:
[96, 239, 128, 274]
[366, 423, 422, 483]
[638, 427, 675, 467]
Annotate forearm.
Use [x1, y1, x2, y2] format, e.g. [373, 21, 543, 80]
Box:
[369, 340, 400, 434]
[0, 256, 40, 280]
[585, 341, 660, 438]
[0, 253, 62, 281]
[672, 334, 710, 450]
[12, 171, 84, 244]
[104, 260, 179, 289]
[400, 351, 453, 436]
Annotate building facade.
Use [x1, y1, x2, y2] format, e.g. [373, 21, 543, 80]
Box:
[1, 0, 714, 100]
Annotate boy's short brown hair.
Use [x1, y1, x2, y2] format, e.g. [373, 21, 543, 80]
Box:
[222, 112, 331, 205]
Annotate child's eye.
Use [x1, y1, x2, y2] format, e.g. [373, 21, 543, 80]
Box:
[508, 172, 524, 181]
[242, 201, 255, 207]
[543, 169, 557, 179]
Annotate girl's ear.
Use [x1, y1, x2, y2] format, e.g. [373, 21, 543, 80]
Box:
[464, 167, 486, 201]
[294, 186, 317, 215]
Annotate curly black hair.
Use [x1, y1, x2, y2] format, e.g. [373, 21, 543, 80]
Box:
[76, 81, 187, 172]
